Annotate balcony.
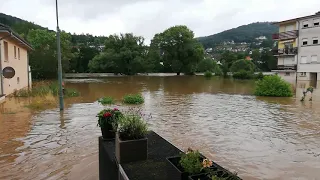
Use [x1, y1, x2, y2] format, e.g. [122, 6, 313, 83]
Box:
[277, 64, 297, 70]
[272, 47, 298, 56]
[272, 30, 299, 40]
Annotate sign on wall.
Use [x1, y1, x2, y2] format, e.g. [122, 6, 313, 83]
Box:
[2, 66, 15, 79]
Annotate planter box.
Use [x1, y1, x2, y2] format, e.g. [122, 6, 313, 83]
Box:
[101, 127, 115, 140]
[115, 133, 148, 164]
[166, 155, 206, 180]
[188, 173, 211, 180]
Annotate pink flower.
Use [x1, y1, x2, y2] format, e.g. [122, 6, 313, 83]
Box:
[113, 108, 119, 111]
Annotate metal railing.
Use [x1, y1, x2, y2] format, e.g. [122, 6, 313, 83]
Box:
[272, 47, 298, 56]
[272, 30, 299, 40]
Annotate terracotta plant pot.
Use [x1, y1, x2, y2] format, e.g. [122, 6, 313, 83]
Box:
[115, 133, 148, 163]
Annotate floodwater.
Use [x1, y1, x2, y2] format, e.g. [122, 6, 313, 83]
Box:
[1, 76, 320, 180]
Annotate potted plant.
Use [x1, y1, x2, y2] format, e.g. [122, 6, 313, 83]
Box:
[189, 167, 240, 180]
[97, 108, 123, 140]
[115, 114, 148, 163]
[166, 148, 214, 180]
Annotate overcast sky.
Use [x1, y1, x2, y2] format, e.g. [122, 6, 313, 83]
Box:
[1, 0, 320, 42]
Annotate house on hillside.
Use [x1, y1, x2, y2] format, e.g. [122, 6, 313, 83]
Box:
[0, 23, 33, 101]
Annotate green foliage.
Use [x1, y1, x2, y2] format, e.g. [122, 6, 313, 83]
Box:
[27, 29, 75, 79]
[197, 58, 221, 75]
[254, 75, 293, 97]
[251, 49, 277, 72]
[254, 72, 264, 80]
[180, 150, 202, 175]
[230, 59, 255, 73]
[97, 108, 123, 129]
[123, 94, 144, 104]
[204, 71, 213, 78]
[198, 22, 278, 48]
[98, 97, 115, 105]
[118, 114, 148, 140]
[150, 25, 204, 75]
[69, 46, 99, 73]
[232, 70, 253, 79]
[89, 33, 149, 75]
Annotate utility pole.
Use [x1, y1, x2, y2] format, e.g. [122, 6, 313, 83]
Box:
[56, 0, 64, 110]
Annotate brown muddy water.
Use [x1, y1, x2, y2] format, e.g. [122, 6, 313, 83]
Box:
[0, 76, 320, 180]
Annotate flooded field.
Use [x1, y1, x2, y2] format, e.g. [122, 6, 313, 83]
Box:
[1, 76, 320, 180]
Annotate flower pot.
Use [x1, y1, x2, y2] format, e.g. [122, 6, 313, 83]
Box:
[166, 155, 206, 180]
[115, 133, 148, 164]
[101, 127, 115, 140]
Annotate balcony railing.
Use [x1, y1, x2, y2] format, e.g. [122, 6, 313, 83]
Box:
[272, 47, 298, 56]
[272, 30, 299, 40]
[277, 64, 297, 70]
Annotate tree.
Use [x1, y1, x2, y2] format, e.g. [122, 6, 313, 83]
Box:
[150, 25, 204, 75]
[220, 51, 237, 68]
[27, 29, 75, 79]
[69, 46, 99, 73]
[230, 59, 255, 73]
[261, 49, 277, 71]
[197, 57, 221, 74]
[88, 33, 148, 75]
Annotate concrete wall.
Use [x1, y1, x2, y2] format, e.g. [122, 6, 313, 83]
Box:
[0, 36, 29, 95]
[277, 56, 297, 65]
[276, 71, 297, 83]
[298, 16, 320, 73]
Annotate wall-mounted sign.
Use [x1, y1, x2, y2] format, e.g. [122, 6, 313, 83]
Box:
[2, 66, 15, 79]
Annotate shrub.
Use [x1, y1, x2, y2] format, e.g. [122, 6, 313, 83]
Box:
[123, 94, 144, 104]
[232, 70, 253, 79]
[230, 59, 255, 73]
[254, 75, 293, 97]
[204, 71, 213, 78]
[97, 108, 123, 130]
[118, 114, 148, 140]
[180, 149, 202, 174]
[254, 72, 264, 80]
[98, 96, 115, 105]
[25, 94, 57, 110]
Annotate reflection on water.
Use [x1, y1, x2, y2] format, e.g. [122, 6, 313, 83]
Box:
[1, 76, 320, 180]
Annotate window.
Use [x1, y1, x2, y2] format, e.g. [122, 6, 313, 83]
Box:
[300, 72, 307, 77]
[301, 56, 307, 64]
[314, 19, 320, 26]
[311, 55, 318, 62]
[4, 41, 8, 61]
[17, 77, 20, 84]
[285, 72, 290, 76]
[303, 21, 309, 28]
[14, 46, 17, 59]
[302, 38, 308, 45]
[18, 48, 20, 60]
[313, 37, 318, 44]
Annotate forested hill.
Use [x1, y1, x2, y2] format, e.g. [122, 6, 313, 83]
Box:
[0, 13, 106, 46]
[198, 22, 278, 48]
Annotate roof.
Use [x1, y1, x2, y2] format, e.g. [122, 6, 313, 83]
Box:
[273, 12, 320, 25]
[0, 23, 33, 50]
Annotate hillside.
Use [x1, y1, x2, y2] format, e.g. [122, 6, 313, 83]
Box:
[0, 13, 106, 46]
[198, 22, 278, 48]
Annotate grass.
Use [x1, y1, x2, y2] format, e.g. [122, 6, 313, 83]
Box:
[98, 96, 115, 105]
[123, 94, 144, 104]
[12, 81, 80, 98]
[25, 94, 57, 110]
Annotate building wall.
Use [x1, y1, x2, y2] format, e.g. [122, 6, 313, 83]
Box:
[277, 56, 297, 65]
[0, 37, 29, 95]
[276, 71, 297, 83]
[297, 16, 320, 73]
[278, 22, 298, 49]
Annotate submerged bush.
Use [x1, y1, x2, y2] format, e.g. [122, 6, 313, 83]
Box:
[253, 72, 264, 80]
[254, 75, 293, 97]
[123, 94, 144, 104]
[98, 96, 115, 105]
[204, 71, 213, 78]
[232, 70, 253, 79]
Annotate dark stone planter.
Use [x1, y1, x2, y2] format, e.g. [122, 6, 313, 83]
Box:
[188, 173, 211, 180]
[115, 133, 148, 164]
[101, 127, 115, 140]
[166, 155, 206, 180]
